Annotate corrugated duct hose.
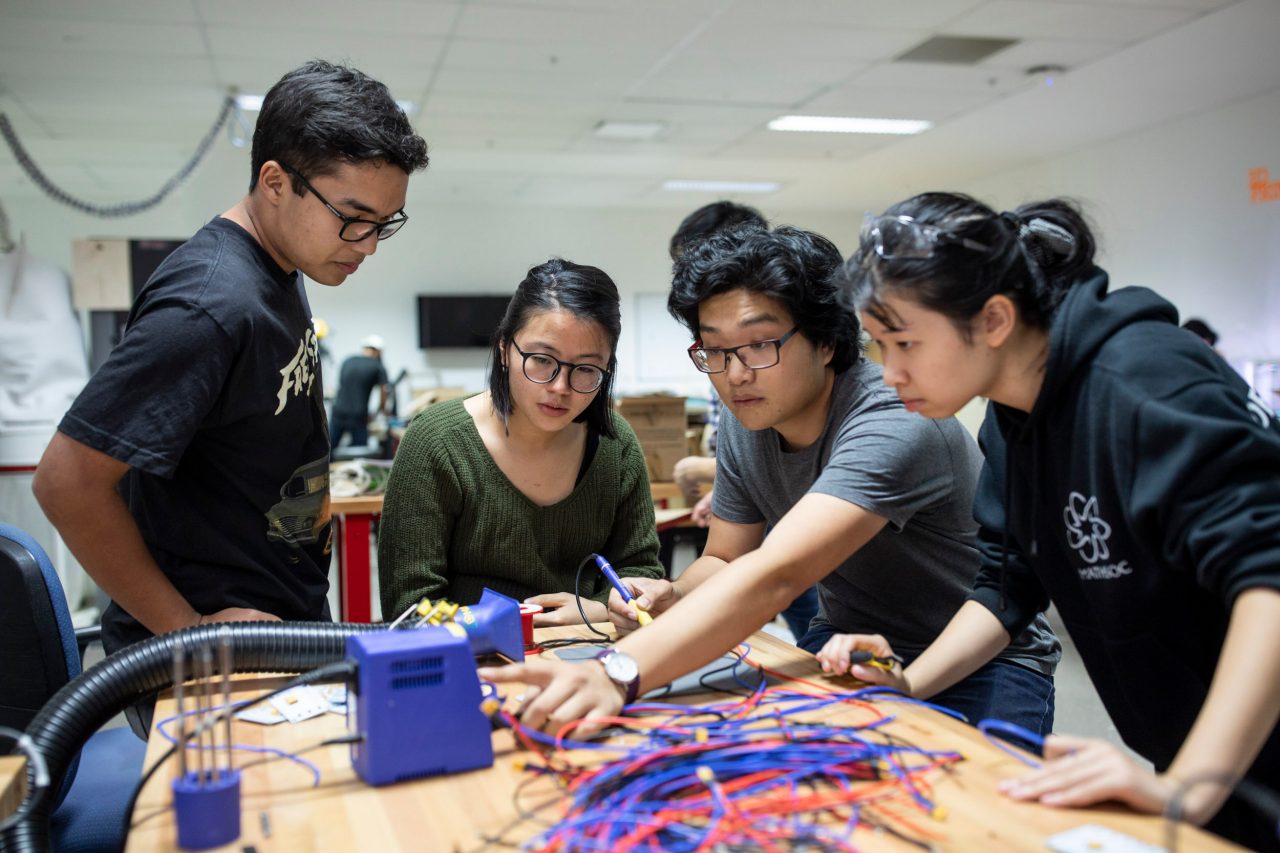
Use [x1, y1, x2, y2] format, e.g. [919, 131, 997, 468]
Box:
[1, 620, 383, 853]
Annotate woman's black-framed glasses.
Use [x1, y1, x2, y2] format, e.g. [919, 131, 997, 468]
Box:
[280, 163, 408, 242]
[860, 213, 987, 261]
[687, 327, 798, 374]
[512, 341, 609, 393]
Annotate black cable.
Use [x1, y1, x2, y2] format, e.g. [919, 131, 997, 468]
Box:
[3, 620, 379, 853]
[0, 97, 235, 218]
[116, 660, 357, 853]
[572, 553, 613, 640]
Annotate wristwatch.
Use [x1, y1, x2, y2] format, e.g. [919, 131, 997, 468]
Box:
[594, 649, 641, 704]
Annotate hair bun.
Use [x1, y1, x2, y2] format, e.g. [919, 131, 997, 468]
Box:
[1020, 218, 1075, 257]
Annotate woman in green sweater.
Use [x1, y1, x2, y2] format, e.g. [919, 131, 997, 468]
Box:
[378, 258, 665, 625]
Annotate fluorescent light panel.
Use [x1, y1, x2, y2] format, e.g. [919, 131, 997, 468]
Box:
[767, 115, 932, 135]
[662, 179, 779, 194]
[235, 94, 415, 113]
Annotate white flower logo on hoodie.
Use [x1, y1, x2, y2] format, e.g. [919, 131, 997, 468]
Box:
[1064, 492, 1111, 564]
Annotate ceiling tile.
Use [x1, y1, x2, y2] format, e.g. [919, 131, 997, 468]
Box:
[948, 0, 1199, 41]
[684, 18, 922, 60]
[725, 0, 986, 29]
[194, 0, 462, 35]
[0, 17, 206, 56]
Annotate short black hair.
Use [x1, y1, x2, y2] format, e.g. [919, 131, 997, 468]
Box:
[250, 60, 429, 192]
[1181, 318, 1219, 346]
[488, 258, 621, 438]
[669, 224, 861, 374]
[669, 201, 767, 260]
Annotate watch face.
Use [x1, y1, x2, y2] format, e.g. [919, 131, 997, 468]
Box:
[603, 652, 639, 684]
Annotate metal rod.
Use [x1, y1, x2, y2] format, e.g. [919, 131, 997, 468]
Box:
[219, 628, 233, 775]
[200, 645, 216, 782]
[173, 645, 187, 779]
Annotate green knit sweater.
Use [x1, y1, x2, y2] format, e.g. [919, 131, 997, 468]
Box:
[378, 397, 664, 619]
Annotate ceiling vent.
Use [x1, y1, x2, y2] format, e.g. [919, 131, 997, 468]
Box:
[894, 36, 1018, 65]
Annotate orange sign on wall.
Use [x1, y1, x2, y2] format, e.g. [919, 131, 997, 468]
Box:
[1249, 167, 1279, 203]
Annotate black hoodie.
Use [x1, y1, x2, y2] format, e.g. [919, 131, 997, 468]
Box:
[967, 269, 1280, 842]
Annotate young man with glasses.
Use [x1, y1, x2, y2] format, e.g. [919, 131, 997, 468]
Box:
[482, 224, 1060, 739]
[33, 61, 429, 712]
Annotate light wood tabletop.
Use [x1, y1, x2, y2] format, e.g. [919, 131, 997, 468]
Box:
[0, 755, 26, 822]
[124, 626, 1242, 852]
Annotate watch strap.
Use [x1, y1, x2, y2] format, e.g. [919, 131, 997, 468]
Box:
[595, 650, 641, 704]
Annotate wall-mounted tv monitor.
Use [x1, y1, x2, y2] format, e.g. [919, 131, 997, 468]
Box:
[417, 295, 511, 348]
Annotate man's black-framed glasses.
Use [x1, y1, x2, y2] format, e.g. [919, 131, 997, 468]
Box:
[280, 163, 408, 242]
[512, 341, 609, 393]
[687, 327, 798, 374]
[860, 213, 987, 261]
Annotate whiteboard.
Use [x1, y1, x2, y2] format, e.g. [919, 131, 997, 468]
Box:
[630, 292, 697, 384]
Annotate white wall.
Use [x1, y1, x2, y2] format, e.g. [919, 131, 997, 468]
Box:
[957, 86, 1280, 365]
[7, 84, 1277, 406]
[4, 145, 858, 404]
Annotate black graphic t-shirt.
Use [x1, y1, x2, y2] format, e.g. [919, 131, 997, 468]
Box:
[60, 217, 332, 653]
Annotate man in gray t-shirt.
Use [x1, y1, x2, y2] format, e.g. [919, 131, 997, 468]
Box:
[716, 357, 1058, 676]
[481, 224, 1061, 740]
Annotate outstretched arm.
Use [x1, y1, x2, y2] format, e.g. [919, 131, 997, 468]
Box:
[482, 492, 888, 736]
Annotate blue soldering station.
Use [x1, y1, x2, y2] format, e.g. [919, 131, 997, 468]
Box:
[347, 588, 523, 786]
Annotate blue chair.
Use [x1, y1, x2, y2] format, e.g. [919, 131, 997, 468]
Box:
[0, 522, 146, 853]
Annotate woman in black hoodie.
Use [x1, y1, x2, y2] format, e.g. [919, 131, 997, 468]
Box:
[836, 191, 1280, 850]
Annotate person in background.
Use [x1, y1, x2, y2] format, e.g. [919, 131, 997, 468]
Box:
[378, 258, 664, 626]
[482, 224, 1060, 739]
[1181, 317, 1221, 354]
[329, 333, 390, 456]
[670, 201, 767, 526]
[32, 60, 428, 732]
[845, 192, 1279, 850]
[671, 395, 718, 525]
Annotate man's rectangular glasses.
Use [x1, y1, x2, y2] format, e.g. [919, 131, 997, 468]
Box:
[687, 327, 798, 374]
[281, 163, 408, 242]
[860, 213, 987, 261]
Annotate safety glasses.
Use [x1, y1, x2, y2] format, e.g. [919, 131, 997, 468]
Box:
[860, 213, 987, 261]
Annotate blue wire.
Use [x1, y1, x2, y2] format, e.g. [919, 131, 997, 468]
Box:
[155, 704, 323, 785]
[977, 718, 1045, 768]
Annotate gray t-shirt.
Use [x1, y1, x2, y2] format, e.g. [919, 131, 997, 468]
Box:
[714, 361, 1059, 675]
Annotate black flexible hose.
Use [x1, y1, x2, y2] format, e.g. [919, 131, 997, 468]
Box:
[1, 620, 381, 853]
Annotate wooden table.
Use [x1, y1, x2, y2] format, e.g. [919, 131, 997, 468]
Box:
[0, 754, 25, 822]
[329, 494, 383, 623]
[125, 627, 1241, 852]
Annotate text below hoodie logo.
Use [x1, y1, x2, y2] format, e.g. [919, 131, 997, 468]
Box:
[1064, 492, 1112, 565]
[1246, 386, 1274, 429]
[1064, 492, 1132, 580]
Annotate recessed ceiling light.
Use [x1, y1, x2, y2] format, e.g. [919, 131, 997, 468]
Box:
[1025, 64, 1068, 87]
[594, 120, 667, 141]
[234, 93, 415, 113]
[662, 180, 780, 194]
[767, 115, 932, 135]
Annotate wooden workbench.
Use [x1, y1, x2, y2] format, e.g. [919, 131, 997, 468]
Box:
[123, 625, 1241, 852]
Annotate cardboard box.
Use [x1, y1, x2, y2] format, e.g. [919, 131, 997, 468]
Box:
[617, 395, 685, 432]
[617, 395, 687, 481]
[639, 438, 688, 483]
[405, 387, 470, 418]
